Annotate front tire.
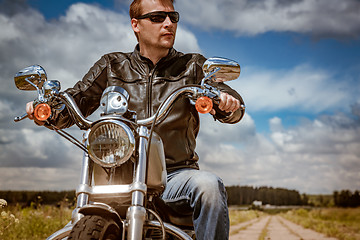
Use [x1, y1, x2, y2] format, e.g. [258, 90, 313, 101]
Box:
[68, 215, 121, 240]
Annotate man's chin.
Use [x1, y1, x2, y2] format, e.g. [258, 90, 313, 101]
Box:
[160, 39, 175, 49]
[160, 36, 175, 48]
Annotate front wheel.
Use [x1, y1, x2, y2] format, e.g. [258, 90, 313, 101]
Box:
[68, 215, 121, 240]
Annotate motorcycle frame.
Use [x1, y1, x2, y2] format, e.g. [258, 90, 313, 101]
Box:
[42, 85, 222, 240]
[47, 123, 192, 240]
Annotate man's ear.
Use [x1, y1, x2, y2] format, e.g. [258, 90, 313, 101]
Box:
[131, 18, 140, 34]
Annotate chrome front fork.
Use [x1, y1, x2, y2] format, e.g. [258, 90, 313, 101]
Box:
[72, 149, 93, 223]
[126, 125, 149, 240]
[72, 126, 150, 240]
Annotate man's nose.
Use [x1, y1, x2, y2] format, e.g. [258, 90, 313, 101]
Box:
[163, 15, 173, 26]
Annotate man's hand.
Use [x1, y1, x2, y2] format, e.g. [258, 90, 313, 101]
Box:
[210, 92, 241, 115]
[26, 101, 45, 125]
[26, 101, 35, 120]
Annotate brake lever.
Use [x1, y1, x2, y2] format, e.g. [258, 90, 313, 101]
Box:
[14, 113, 29, 122]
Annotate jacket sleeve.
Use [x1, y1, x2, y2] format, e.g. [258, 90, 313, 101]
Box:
[46, 55, 108, 129]
[194, 54, 245, 124]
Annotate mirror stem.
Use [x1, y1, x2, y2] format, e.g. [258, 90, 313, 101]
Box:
[25, 77, 45, 102]
[25, 77, 39, 89]
[201, 67, 221, 86]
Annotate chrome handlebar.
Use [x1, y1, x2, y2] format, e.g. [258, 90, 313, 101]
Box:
[58, 92, 92, 129]
[60, 86, 209, 129]
[14, 84, 218, 129]
[14, 113, 29, 122]
[136, 86, 203, 126]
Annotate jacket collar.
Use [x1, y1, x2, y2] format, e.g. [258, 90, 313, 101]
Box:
[133, 44, 177, 67]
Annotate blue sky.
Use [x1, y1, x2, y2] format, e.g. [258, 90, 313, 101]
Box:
[0, 0, 359, 194]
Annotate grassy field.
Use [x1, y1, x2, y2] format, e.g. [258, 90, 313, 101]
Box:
[0, 200, 72, 240]
[281, 207, 360, 240]
[229, 208, 264, 225]
[1, 198, 360, 240]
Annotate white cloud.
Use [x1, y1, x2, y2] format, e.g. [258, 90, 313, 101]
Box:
[0, 167, 80, 191]
[176, 0, 360, 38]
[174, 27, 201, 54]
[196, 111, 360, 194]
[229, 64, 356, 113]
[269, 117, 283, 132]
[0, 127, 83, 168]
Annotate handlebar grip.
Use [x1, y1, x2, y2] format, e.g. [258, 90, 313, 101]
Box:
[14, 113, 29, 122]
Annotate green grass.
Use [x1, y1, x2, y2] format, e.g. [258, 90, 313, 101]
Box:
[281, 207, 360, 240]
[229, 208, 264, 225]
[1, 202, 72, 240]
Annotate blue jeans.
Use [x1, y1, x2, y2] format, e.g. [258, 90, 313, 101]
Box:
[161, 168, 229, 240]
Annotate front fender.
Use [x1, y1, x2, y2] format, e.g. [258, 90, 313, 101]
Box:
[78, 202, 123, 227]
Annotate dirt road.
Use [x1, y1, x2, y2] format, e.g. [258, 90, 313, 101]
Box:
[229, 215, 338, 240]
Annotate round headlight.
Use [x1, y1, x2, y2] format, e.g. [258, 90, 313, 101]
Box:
[88, 120, 135, 167]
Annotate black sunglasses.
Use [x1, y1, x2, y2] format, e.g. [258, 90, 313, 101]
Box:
[136, 11, 180, 23]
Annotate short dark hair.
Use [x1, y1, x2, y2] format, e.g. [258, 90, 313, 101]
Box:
[129, 0, 175, 19]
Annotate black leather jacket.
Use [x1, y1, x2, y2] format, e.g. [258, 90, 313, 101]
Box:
[50, 46, 245, 172]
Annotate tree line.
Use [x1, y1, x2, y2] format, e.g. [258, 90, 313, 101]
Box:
[1, 187, 304, 207]
[333, 190, 360, 207]
[0, 190, 76, 207]
[1, 188, 359, 208]
[226, 186, 305, 206]
[226, 186, 360, 207]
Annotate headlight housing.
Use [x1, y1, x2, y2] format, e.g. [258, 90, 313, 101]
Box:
[88, 120, 135, 167]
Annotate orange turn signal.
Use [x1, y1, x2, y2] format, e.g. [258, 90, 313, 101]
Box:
[195, 96, 213, 114]
[34, 103, 51, 121]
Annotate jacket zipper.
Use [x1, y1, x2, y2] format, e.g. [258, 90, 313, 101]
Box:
[147, 67, 156, 118]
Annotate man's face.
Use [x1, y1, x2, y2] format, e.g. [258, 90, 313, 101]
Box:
[132, 0, 177, 51]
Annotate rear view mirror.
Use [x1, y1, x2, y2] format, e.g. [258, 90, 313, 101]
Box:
[202, 57, 240, 82]
[14, 65, 47, 90]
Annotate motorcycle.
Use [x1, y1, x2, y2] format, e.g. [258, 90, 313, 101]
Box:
[14, 57, 242, 240]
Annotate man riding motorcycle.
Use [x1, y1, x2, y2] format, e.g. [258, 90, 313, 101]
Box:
[26, 0, 245, 239]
